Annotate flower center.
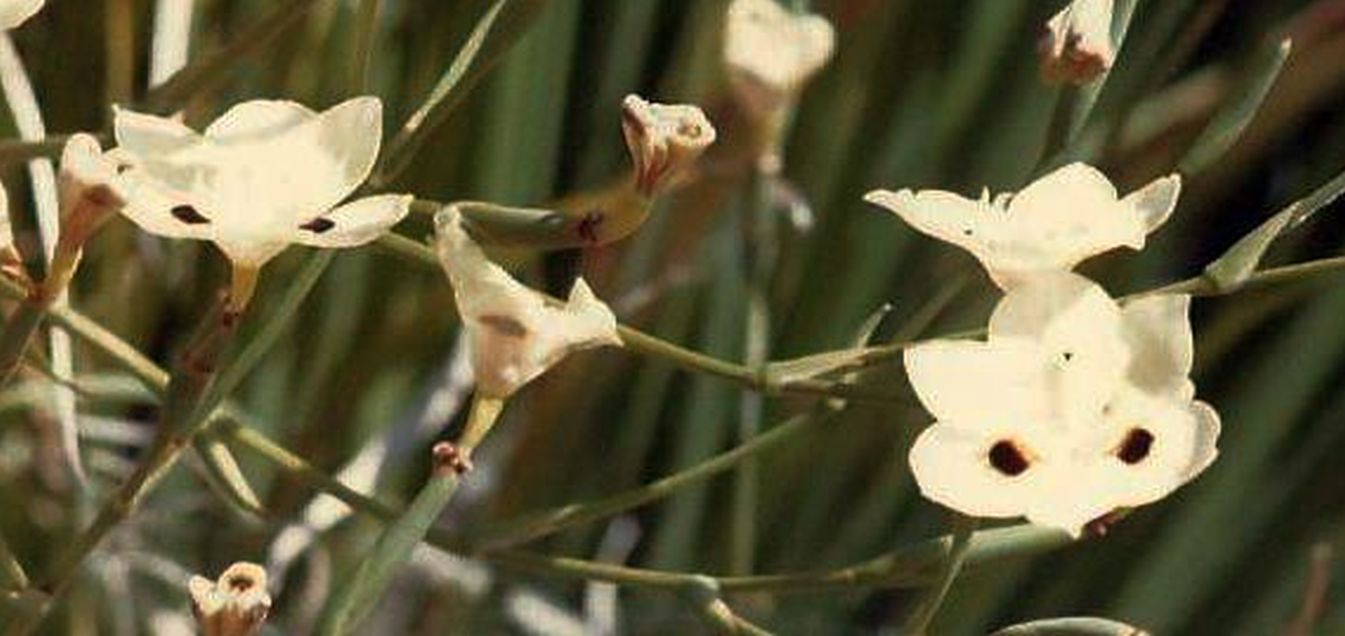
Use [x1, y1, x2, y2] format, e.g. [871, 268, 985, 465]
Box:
[988, 439, 1031, 476]
[1115, 428, 1155, 464]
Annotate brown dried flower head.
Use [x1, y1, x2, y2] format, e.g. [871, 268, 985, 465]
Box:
[189, 562, 272, 636]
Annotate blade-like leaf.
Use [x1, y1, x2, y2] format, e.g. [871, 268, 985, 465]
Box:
[1180, 38, 1292, 174]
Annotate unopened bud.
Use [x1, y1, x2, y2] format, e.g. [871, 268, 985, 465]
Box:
[723, 0, 835, 118]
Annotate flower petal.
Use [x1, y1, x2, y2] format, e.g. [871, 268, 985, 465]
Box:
[0, 0, 43, 30]
[435, 205, 621, 398]
[864, 187, 995, 256]
[1120, 293, 1195, 399]
[909, 421, 1050, 519]
[989, 272, 1130, 422]
[1088, 390, 1220, 509]
[1004, 162, 1146, 263]
[113, 106, 200, 156]
[1122, 173, 1181, 233]
[204, 100, 316, 142]
[292, 194, 412, 248]
[904, 339, 1050, 424]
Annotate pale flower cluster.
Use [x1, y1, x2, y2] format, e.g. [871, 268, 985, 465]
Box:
[869, 165, 1221, 536]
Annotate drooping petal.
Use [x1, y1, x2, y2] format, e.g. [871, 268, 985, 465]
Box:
[292, 194, 412, 248]
[989, 272, 1131, 422]
[435, 205, 621, 398]
[904, 339, 1051, 424]
[909, 421, 1055, 520]
[1120, 293, 1195, 400]
[0, 0, 43, 30]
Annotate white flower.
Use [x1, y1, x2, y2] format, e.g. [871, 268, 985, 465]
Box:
[723, 0, 835, 117]
[621, 94, 716, 197]
[188, 561, 271, 636]
[111, 97, 412, 309]
[904, 272, 1219, 536]
[434, 205, 622, 399]
[0, 0, 44, 30]
[865, 163, 1180, 289]
[58, 133, 129, 240]
[1038, 0, 1116, 84]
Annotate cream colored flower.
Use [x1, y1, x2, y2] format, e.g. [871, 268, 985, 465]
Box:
[621, 94, 716, 197]
[189, 562, 271, 636]
[111, 97, 412, 310]
[1038, 0, 1116, 84]
[865, 163, 1180, 289]
[904, 272, 1219, 536]
[0, 0, 44, 30]
[435, 205, 622, 399]
[723, 0, 835, 117]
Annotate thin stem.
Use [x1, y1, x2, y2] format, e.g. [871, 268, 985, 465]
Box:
[348, 0, 383, 95]
[900, 514, 977, 635]
[466, 412, 825, 552]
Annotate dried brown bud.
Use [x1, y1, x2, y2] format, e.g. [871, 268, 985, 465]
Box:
[620, 95, 716, 197]
[189, 562, 272, 636]
[1038, 0, 1116, 85]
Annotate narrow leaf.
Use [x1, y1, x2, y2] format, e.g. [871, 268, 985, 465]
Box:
[1203, 166, 1345, 290]
[1180, 38, 1292, 174]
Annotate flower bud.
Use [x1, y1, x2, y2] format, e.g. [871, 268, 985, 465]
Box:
[620, 95, 716, 197]
[1038, 0, 1116, 85]
[189, 562, 272, 636]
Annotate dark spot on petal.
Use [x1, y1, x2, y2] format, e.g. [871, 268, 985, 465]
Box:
[170, 204, 210, 225]
[988, 439, 1031, 476]
[1062, 351, 1074, 362]
[962, 228, 974, 236]
[479, 314, 528, 338]
[299, 217, 336, 234]
[577, 211, 604, 244]
[1116, 428, 1154, 465]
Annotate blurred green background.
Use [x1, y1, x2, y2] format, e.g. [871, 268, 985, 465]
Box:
[3, 0, 1345, 633]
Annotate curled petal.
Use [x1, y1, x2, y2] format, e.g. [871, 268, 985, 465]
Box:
[435, 206, 621, 398]
[1120, 293, 1195, 399]
[113, 106, 200, 156]
[292, 194, 412, 248]
[621, 95, 716, 197]
[0, 0, 43, 30]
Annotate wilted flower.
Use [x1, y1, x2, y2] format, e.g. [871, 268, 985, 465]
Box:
[35, 134, 131, 300]
[621, 94, 716, 197]
[189, 562, 272, 636]
[865, 163, 1180, 289]
[0, 0, 43, 30]
[723, 0, 835, 118]
[435, 205, 622, 399]
[904, 272, 1219, 536]
[1038, 0, 1116, 84]
[111, 97, 412, 312]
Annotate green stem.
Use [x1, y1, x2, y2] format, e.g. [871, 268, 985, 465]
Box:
[347, 0, 383, 95]
[0, 299, 45, 385]
[466, 412, 825, 552]
[900, 514, 977, 635]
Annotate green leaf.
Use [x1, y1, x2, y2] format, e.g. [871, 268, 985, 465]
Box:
[375, 0, 550, 187]
[1179, 38, 1292, 174]
[991, 617, 1148, 635]
[1203, 166, 1345, 291]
